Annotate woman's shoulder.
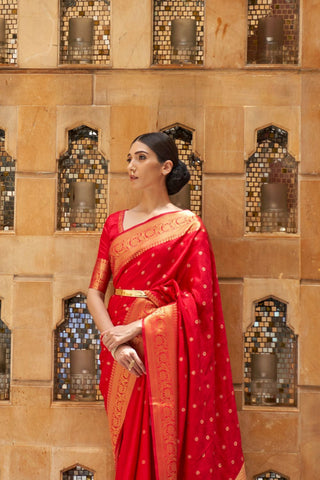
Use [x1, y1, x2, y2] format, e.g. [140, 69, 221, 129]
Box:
[178, 208, 202, 223]
[173, 209, 207, 232]
[102, 210, 126, 235]
[105, 210, 125, 223]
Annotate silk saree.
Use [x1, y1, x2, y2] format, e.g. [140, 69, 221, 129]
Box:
[89, 209, 246, 480]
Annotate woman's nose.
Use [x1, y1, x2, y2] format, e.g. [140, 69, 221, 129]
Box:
[127, 159, 135, 171]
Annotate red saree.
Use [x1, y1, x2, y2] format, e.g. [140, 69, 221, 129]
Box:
[89, 210, 246, 480]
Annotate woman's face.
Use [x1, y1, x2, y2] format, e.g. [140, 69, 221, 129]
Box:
[127, 140, 172, 192]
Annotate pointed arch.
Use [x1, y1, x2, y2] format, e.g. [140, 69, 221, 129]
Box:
[244, 295, 297, 407]
[245, 124, 298, 234]
[61, 463, 95, 480]
[57, 124, 108, 232]
[54, 292, 102, 401]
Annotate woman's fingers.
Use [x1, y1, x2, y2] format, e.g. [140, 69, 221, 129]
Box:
[128, 354, 146, 377]
[102, 331, 122, 351]
[114, 345, 146, 377]
[101, 322, 142, 350]
[102, 335, 112, 349]
[126, 355, 145, 377]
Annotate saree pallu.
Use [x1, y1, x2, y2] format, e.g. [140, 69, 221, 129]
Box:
[90, 210, 246, 480]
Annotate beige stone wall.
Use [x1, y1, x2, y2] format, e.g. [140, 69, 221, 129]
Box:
[0, 0, 320, 478]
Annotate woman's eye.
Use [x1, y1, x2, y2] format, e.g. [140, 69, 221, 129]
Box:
[126, 157, 131, 163]
[138, 154, 146, 160]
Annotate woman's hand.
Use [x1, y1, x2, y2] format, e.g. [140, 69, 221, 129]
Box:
[102, 320, 142, 352]
[113, 344, 146, 377]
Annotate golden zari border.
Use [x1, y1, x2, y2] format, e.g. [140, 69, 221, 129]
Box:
[110, 211, 201, 278]
[107, 362, 136, 456]
[89, 257, 110, 292]
[144, 303, 179, 479]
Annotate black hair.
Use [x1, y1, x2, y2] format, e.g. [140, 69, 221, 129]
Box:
[132, 131, 190, 195]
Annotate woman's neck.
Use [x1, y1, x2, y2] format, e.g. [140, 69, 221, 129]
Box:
[134, 190, 173, 215]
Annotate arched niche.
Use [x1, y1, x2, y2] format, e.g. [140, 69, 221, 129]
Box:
[245, 125, 298, 234]
[244, 295, 297, 407]
[54, 292, 102, 402]
[57, 125, 108, 232]
[61, 463, 95, 480]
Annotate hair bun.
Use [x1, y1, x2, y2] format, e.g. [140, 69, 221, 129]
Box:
[166, 160, 190, 195]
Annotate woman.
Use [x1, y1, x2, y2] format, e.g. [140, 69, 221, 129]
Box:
[87, 132, 246, 479]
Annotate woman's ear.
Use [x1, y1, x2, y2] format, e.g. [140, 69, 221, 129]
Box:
[162, 160, 173, 176]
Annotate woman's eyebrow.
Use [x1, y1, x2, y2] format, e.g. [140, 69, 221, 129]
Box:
[127, 150, 149, 160]
[127, 150, 148, 157]
[134, 150, 148, 155]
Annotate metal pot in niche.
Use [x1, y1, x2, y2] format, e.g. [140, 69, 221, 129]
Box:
[70, 181, 96, 231]
[261, 182, 288, 233]
[68, 17, 94, 64]
[257, 16, 284, 64]
[171, 19, 197, 48]
[170, 18, 197, 64]
[70, 349, 95, 401]
[250, 353, 277, 406]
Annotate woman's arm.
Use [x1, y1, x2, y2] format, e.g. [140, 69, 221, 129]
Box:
[87, 287, 142, 347]
[87, 287, 145, 376]
[87, 287, 113, 332]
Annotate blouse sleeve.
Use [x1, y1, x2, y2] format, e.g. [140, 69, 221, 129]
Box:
[89, 220, 112, 294]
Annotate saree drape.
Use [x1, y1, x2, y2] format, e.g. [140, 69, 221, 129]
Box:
[89, 210, 246, 480]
